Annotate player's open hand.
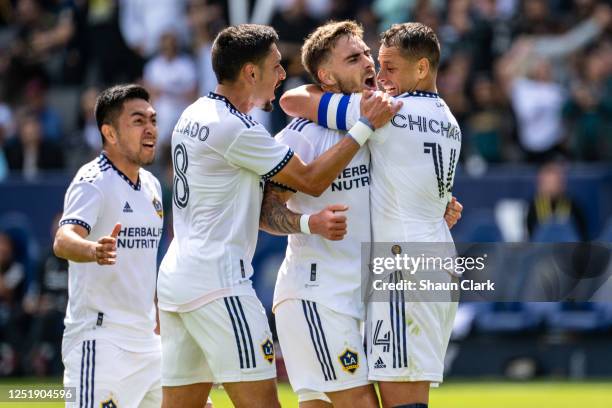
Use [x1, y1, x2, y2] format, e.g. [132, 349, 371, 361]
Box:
[93, 223, 121, 265]
[309, 204, 348, 241]
[444, 197, 463, 229]
[360, 90, 402, 129]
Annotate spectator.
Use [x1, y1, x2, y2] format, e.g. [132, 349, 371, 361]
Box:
[3, 0, 75, 101]
[497, 39, 567, 162]
[143, 30, 198, 146]
[3, 111, 64, 179]
[526, 161, 588, 240]
[119, 0, 188, 59]
[22, 78, 62, 141]
[0, 232, 27, 375]
[187, 0, 225, 95]
[71, 86, 101, 162]
[563, 46, 612, 161]
[466, 75, 513, 162]
[23, 215, 68, 376]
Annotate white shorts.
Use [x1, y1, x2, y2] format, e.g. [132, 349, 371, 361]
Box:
[275, 299, 370, 395]
[366, 292, 457, 383]
[63, 339, 161, 407]
[160, 295, 276, 386]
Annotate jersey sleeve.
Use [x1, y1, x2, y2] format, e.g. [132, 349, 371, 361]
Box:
[317, 92, 385, 142]
[318, 92, 359, 131]
[224, 124, 294, 180]
[275, 128, 316, 164]
[59, 181, 104, 235]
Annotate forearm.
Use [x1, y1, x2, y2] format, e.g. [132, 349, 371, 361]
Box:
[307, 136, 361, 192]
[279, 84, 323, 121]
[53, 229, 95, 263]
[259, 183, 301, 235]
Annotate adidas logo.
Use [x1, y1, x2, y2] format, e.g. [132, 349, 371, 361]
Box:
[123, 202, 133, 213]
[374, 357, 386, 369]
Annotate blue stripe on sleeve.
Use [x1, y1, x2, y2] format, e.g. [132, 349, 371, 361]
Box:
[317, 92, 332, 127]
[336, 94, 350, 131]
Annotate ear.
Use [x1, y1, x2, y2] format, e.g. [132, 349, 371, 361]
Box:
[243, 63, 257, 85]
[101, 124, 117, 145]
[417, 58, 430, 80]
[317, 67, 336, 87]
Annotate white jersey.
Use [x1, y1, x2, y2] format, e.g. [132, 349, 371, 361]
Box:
[157, 92, 293, 312]
[273, 118, 371, 320]
[337, 91, 461, 243]
[59, 154, 163, 355]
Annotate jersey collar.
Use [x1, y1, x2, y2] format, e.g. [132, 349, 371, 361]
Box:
[99, 153, 141, 191]
[397, 90, 439, 99]
[207, 92, 240, 111]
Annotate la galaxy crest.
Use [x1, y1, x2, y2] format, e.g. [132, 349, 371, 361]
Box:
[152, 196, 163, 219]
[339, 349, 359, 374]
[101, 396, 118, 408]
[261, 338, 275, 364]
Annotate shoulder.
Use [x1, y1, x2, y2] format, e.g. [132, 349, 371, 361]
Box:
[205, 93, 260, 131]
[73, 155, 111, 186]
[139, 168, 162, 191]
[286, 117, 314, 133]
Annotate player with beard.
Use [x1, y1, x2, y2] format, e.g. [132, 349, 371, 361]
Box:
[281, 22, 462, 408]
[156, 24, 400, 408]
[265, 22, 462, 408]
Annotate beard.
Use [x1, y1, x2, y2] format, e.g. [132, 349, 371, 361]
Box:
[262, 100, 274, 112]
[336, 76, 364, 94]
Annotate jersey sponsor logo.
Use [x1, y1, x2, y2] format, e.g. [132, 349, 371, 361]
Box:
[374, 357, 386, 369]
[373, 319, 390, 352]
[122, 202, 133, 213]
[331, 164, 370, 192]
[152, 197, 163, 219]
[117, 227, 163, 249]
[338, 349, 359, 374]
[261, 338, 274, 364]
[101, 396, 118, 408]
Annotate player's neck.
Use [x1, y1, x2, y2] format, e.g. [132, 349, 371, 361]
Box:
[102, 149, 140, 184]
[214, 84, 254, 114]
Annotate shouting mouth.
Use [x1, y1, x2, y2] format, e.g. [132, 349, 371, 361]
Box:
[363, 72, 377, 90]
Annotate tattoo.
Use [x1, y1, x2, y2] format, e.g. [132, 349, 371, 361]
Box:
[259, 182, 300, 235]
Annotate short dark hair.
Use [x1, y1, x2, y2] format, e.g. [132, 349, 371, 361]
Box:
[94, 84, 150, 145]
[381, 23, 440, 70]
[211, 24, 279, 84]
[301, 21, 364, 85]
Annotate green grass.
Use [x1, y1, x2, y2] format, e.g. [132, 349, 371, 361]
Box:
[1, 379, 612, 407]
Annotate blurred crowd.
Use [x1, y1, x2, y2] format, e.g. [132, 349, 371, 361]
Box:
[0, 0, 611, 377]
[0, 0, 609, 183]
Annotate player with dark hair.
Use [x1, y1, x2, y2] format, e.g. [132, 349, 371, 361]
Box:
[156, 24, 400, 408]
[54, 84, 166, 407]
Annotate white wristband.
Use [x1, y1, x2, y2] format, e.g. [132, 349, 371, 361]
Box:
[300, 214, 311, 234]
[348, 120, 374, 146]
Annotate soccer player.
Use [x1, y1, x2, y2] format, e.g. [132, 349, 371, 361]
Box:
[54, 84, 164, 407]
[281, 22, 461, 408]
[156, 24, 399, 408]
[267, 21, 462, 408]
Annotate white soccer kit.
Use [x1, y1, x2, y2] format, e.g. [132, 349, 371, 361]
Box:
[157, 92, 293, 384]
[321, 90, 461, 383]
[59, 154, 164, 407]
[272, 118, 371, 395]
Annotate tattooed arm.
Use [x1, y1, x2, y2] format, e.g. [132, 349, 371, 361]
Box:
[259, 182, 300, 235]
[259, 182, 349, 240]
